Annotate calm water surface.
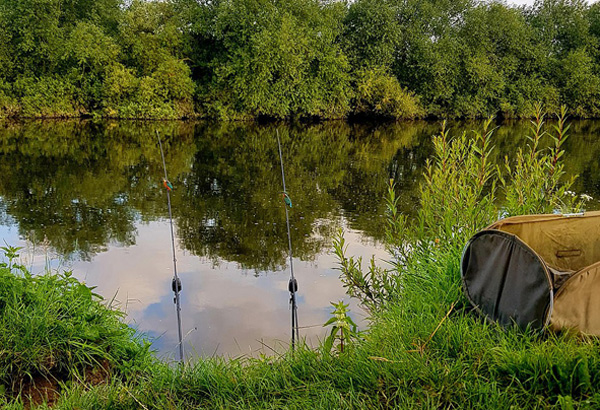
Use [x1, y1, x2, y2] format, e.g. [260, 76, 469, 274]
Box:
[1, 119, 599, 360]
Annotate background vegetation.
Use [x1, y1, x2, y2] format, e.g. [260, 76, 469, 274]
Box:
[2, 0, 600, 120]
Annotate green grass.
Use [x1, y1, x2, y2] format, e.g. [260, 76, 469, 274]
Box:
[0, 250, 153, 406]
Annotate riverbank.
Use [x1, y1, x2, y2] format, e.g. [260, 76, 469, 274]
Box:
[2, 238, 598, 408]
[3, 263, 598, 409]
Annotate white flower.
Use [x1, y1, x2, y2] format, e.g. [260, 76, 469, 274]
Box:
[580, 194, 593, 201]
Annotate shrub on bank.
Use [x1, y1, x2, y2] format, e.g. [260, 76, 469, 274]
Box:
[11, 77, 83, 119]
[353, 67, 422, 120]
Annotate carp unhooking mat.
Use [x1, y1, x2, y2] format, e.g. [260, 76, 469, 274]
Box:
[461, 211, 600, 334]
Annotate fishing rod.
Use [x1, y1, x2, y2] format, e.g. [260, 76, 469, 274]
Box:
[156, 130, 185, 363]
[276, 129, 300, 349]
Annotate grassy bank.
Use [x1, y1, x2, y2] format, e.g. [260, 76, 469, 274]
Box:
[2, 109, 600, 409]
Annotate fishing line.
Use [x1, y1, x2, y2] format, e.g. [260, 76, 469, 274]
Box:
[156, 130, 185, 363]
[276, 129, 300, 349]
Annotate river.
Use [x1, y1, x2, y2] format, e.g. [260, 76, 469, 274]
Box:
[0, 119, 598, 360]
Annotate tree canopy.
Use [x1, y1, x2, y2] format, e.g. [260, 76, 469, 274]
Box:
[1, 0, 600, 120]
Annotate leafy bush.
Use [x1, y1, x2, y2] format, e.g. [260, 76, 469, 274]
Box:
[501, 103, 581, 215]
[195, 0, 352, 120]
[103, 59, 194, 119]
[12, 76, 82, 118]
[353, 67, 422, 120]
[0, 81, 19, 118]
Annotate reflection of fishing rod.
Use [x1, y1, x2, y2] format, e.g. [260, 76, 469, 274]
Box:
[276, 129, 299, 349]
[156, 130, 184, 363]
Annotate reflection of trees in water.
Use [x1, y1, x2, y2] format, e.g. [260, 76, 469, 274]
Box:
[0, 119, 598, 266]
[0, 120, 195, 260]
[560, 121, 600, 202]
[175, 122, 441, 271]
[327, 122, 438, 239]
[0, 120, 426, 269]
[176, 122, 353, 271]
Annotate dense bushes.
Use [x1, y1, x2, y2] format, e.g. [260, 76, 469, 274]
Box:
[353, 67, 422, 119]
[0, 0, 194, 119]
[191, 0, 352, 119]
[3, 0, 600, 119]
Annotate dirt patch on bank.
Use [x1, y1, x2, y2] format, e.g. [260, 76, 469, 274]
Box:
[18, 359, 111, 408]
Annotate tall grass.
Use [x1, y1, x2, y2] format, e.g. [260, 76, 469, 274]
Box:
[0, 247, 153, 405]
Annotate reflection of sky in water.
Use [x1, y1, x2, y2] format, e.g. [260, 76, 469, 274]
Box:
[0, 218, 387, 360]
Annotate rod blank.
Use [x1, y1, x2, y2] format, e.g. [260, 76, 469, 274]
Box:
[156, 130, 185, 363]
[277, 130, 300, 349]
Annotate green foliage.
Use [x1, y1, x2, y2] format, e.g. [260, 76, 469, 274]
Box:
[3, 0, 600, 118]
[0, 245, 25, 273]
[333, 231, 395, 311]
[0, 0, 192, 119]
[66, 22, 120, 74]
[529, 0, 594, 57]
[416, 118, 498, 244]
[103, 59, 195, 119]
[117, 0, 185, 76]
[343, 0, 400, 69]
[194, 0, 352, 119]
[353, 67, 422, 120]
[12, 76, 81, 118]
[502, 104, 582, 215]
[559, 48, 600, 116]
[0, 81, 19, 118]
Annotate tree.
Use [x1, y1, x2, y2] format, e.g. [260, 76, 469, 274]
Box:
[185, 0, 352, 119]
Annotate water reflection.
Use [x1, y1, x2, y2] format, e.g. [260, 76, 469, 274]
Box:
[0, 120, 196, 260]
[0, 119, 599, 358]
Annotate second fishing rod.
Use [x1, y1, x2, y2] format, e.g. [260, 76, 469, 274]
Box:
[276, 129, 300, 349]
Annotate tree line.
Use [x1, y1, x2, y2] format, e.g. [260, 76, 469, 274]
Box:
[0, 0, 599, 120]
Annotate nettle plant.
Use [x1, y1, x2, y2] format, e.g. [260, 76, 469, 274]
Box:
[323, 300, 361, 354]
[0, 244, 26, 274]
[335, 104, 585, 311]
